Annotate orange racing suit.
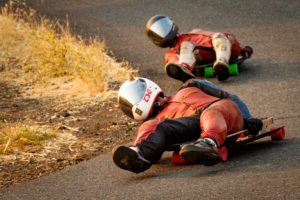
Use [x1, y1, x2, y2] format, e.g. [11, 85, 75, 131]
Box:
[133, 80, 244, 162]
[164, 29, 242, 65]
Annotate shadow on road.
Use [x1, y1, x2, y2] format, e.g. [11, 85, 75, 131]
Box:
[119, 137, 298, 183]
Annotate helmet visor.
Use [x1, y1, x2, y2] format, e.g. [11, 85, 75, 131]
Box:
[150, 17, 173, 38]
[118, 79, 147, 118]
[119, 96, 134, 119]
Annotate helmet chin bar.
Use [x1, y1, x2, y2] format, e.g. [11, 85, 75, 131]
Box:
[132, 91, 162, 121]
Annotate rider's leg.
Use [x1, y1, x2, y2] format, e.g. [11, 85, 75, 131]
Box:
[179, 41, 197, 69]
[179, 99, 243, 165]
[212, 32, 231, 81]
[136, 116, 201, 162]
[112, 115, 202, 173]
[165, 41, 196, 82]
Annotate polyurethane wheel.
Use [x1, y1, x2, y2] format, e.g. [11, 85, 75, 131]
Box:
[204, 66, 214, 77]
[218, 146, 228, 161]
[229, 63, 238, 75]
[172, 151, 188, 165]
[270, 127, 285, 140]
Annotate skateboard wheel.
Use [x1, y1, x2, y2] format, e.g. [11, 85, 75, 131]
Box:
[172, 151, 188, 165]
[238, 132, 247, 139]
[218, 146, 228, 161]
[229, 63, 238, 75]
[204, 67, 214, 77]
[270, 127, 285, 140]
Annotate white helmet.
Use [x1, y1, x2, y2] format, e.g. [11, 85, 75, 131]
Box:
[118, 76, 163, 121]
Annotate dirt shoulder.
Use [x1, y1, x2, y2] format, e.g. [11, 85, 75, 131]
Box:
[0, 74, 139, 188]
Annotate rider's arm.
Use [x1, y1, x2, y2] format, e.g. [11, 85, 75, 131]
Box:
[164, 49, 179, 64]
[182, 79, 252, 118]
[181, 79, 229, 99]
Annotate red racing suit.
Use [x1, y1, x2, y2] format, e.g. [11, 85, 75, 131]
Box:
[133, 81, 244, 162]
[164, 29, 242, 65]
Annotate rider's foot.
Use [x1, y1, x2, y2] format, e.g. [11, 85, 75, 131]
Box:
[112, 146, 152, 173]
[179, 138, 221, 166]
[165, 63, 195, 83]
[213, 61, 229, 81]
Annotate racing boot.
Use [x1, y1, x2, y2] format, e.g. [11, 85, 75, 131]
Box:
[213, 59, 229, 81]
[165, 63, 195, 82]
[112, 145, 152, 173]
[165, 41, 196, 82]
[212, 32, 231, 81]
[179, 138, 221, 166]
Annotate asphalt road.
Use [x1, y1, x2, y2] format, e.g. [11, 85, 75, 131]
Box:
[1, 0, 300, 199]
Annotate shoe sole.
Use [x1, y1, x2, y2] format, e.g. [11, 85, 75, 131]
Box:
[112, 146, 151, 173]
[179, 145, 221, 166]
[166, 64, 194, 82]
[214, 64, 229, 81]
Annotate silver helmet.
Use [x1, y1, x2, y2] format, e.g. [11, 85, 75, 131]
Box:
[146, 15, 178, 48]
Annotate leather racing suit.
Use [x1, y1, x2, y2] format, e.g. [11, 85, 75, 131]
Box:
[164, 29, 242, 66]
[133, 79, 244, 162]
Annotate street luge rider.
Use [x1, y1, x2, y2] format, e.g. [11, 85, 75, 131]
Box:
[146, 15, 252, 81]
[112, 75, 265, 173]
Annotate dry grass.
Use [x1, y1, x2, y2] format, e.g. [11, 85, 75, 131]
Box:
[0, 0, 137, 98]
[0, 1, 137, 155]
[0, 123, 57, 154]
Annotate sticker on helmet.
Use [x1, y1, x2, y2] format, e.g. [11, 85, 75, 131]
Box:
[143, 88, 152, 102]
[135, 108, 143, 116]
